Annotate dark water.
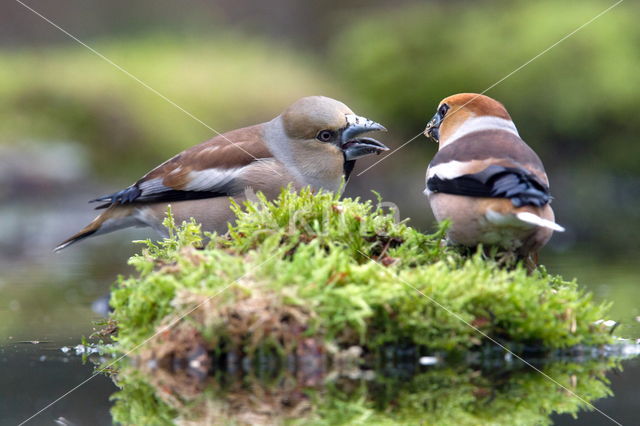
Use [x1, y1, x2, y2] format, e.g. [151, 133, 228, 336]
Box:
[2, 188, 639, 425]
[2, 342, 115, 425]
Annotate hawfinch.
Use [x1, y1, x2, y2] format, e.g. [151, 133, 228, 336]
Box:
[55, 96, 388, 251]
[423, 93, 564, 261]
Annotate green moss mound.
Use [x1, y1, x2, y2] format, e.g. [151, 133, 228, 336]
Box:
[109, 188, 613, 356]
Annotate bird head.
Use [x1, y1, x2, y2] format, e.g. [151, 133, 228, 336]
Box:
[280, 96, 388, 161]
[424, 93, 513, 147]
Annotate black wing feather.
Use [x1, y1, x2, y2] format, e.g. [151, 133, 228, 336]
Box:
[90, 186, 142, 206]
[427, 165, 550, 207]
[90, 185, 231, 209]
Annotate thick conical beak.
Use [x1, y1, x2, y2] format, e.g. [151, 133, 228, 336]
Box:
[341, 114, 389, 161]
[424, 111, 441, 143]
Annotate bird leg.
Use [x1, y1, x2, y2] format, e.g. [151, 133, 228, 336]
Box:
[523, 252, 539, 274]
[496, 250, 519, 268]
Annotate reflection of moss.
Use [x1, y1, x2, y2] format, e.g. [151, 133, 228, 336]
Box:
[109, 357, 617, 425]
[110, 188, 613, 358]
[109, 368, 178, 426]
[356, 362, 614, 425]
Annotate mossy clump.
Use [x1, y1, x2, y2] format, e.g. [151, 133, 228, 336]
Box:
[109, 188, 613, 357]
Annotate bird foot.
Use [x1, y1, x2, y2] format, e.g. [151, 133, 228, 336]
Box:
[496, 251, 518, 268]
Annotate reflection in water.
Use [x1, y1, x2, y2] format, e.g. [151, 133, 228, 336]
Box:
[108, 344, 638, 425]
[4, 341, 639, 425]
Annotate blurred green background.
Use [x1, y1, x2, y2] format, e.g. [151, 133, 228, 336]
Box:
[2, 0, 639, 253]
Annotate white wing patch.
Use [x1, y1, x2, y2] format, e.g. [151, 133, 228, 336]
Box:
[426, 160, 470, 180]
[425, 160, 470, 196]
[184, 167, 244, 191]
[447, 116, 519, 144]
[137, 167, 247, 199]
[138, 177, 169, 195]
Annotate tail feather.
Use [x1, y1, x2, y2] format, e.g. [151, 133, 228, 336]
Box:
[54, 227, 98, 252]
[516, 212, 565, 232]
[54, 206, 138, 252]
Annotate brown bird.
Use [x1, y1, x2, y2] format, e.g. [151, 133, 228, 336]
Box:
[423, 93, 563, 264]
[55, 96, 388, 251]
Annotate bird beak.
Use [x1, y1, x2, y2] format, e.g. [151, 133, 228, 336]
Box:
[424, 112, 441, 143]
[341, 114, 389, 161]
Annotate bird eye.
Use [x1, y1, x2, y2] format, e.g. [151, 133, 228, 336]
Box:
[438, 103, 450, 117]
[316, 130, 334, 142]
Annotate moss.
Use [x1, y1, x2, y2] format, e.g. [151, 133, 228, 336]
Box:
[109, 188, 613, 358]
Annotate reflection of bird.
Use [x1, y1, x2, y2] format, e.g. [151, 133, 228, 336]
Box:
[56, 96, 388, 251]
[423, 93, 563, 264]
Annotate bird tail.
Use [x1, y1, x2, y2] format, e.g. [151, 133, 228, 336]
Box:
[54, 205, 137, 252]
[54, 227, 98, 252]
[516, 212, 565, 232]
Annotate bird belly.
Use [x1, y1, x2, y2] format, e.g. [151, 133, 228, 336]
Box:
[137, 181, 294, 237]
[428, 193, 553, 253]
[140, 197, 238, 236]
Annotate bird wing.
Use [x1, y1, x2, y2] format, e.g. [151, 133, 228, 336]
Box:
[91, 124, 273, 208]
[427, 165, 551, 207]
[426, 130, 551, 207]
